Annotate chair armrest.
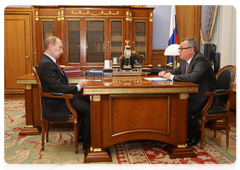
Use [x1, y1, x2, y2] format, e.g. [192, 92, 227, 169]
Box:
[206, 89, 232, 97]
[214, 89, 227, 94]
[49, 92, 64, 96]
[41, 92, 78, 120]
[41, 92, 74, 99]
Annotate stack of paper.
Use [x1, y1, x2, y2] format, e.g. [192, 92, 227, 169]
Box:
[64, 66, 83, 77]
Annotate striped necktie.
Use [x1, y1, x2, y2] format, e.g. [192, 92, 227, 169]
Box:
[185, 62, 189, 74]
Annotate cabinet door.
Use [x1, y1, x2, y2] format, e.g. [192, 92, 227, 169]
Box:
[133, 21, 147, 62]
[35, 19, 58, 64]
[4, 14, 32, 94]
[67, 20, 81, 64]
[110, 20, 124, 61]
[86, 20, 105, 63]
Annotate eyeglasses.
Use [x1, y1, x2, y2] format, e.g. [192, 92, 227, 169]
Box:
[178, 47, 192, 51]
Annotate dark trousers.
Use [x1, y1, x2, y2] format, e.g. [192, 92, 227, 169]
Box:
[70, 95, 91, 146]
[187, 104, 201, 139]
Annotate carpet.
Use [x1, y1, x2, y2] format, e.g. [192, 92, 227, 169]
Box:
[4, 100, 236, 164]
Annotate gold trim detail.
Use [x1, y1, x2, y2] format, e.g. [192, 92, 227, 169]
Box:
[180, 93, 189, 99]
[93, 95, 101, 101]
[90, 147, 102, 152]
[61, 10, 64, 20]
[24, 125, 34, 128]
[25, 85, 32, 90]
[84, 87, 198, 95]
[74, 119, 77, 123]
[178, 144, 187, 148]
[17, 79, 37, 84]
[35, 11, 39, 21]
[71, 10, 119, 16]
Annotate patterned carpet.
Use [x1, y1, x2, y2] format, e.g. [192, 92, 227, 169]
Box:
[4, 100, 236, 164]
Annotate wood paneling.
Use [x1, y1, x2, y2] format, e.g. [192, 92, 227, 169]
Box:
[110, 0, 147, 7]
[32, 0, 70, 6]
[4, 8, 33, 94]
[176, 5, 201, 48]
[152, 49, 167, 68]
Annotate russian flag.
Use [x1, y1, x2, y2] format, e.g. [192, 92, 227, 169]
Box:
[167, 5, 178, 64]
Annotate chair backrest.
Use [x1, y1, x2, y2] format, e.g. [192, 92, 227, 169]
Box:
[120, 51, 144, 69]
[32, 66, 44, 117]
[215, 65, 236, 104]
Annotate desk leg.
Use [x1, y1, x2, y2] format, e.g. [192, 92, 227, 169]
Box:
[165, 93, 196, 159]
[84, 95, 112, 163]
[84, 147, 112, 163]
[165, 145, 196, 159]
[19, 85, 40, 136]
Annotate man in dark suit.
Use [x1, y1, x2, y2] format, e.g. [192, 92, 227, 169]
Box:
[158, 38, 217, 146]
[37, 36, 91, 150]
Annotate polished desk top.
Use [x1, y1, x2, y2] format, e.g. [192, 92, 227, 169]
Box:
[18, 74, 199, 95]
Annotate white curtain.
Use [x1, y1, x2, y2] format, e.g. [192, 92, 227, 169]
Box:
[211, 5, 236, 68]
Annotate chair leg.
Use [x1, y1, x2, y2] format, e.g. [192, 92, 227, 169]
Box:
[74, 123, 78, 154]
[225, 117, 229, 146]
[46, 121, 49, 142]
[200, 120, 205, 149]
[41, 121, 45, 151]
[214, 120, 217, 138]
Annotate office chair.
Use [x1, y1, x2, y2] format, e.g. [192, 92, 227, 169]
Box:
[199, 65, 236, 149]
[32, 66, 81, 154]
[120, 50, 144, 69]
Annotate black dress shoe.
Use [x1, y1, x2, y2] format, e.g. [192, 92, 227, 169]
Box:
[187, 132, 201, 146]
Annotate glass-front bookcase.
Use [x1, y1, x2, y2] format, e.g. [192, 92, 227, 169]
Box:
[134, 21, 146, 62]
[110, 20, 123, 60]
[42, 21, 54, 53]
[86, 20, 105, 63]
[68, 20, 80, 63]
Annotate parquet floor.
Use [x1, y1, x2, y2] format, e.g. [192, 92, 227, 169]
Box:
[4, 94, 237, 157]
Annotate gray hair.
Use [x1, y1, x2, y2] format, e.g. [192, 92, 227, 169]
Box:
[181, 38, 198, 52]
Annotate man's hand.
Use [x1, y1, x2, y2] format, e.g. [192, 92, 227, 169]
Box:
[78, 79, 89, 88]
[163, 72, 172, 80]
[158, 71, 166, 77]
[158, 71, 172, 80]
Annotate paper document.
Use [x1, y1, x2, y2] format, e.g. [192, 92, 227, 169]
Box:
[144, 77, 173, 82]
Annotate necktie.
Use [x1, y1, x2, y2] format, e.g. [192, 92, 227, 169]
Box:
[56, 61, 70, 85]
[56, 61, 65, 76]
[185, 62, 189, 74]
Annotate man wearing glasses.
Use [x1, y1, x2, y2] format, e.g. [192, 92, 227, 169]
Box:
[158, 37, 216, 146]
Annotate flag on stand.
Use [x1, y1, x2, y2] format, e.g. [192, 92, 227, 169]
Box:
[167, 5, 178, 64]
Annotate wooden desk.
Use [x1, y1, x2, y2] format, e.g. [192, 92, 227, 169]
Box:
[17, 74, 199, 162]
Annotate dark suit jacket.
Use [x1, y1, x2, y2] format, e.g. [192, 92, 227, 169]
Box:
[168, 52, 217, 115]
[37, 54, 78, 121]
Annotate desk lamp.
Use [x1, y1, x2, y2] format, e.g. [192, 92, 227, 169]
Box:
[164, 44, 180, 69]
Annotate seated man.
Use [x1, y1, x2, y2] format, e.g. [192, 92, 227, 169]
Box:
[158, 37, 217, 146]
[37, 36, 91, 150]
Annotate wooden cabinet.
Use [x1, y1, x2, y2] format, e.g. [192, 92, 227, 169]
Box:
[33, 6, 154, 70]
